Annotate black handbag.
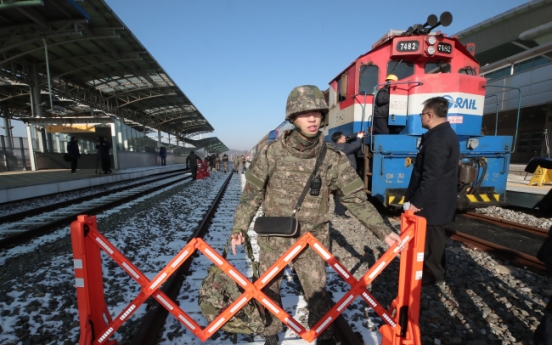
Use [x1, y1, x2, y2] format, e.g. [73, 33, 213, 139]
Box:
[253, 145, 327, 237]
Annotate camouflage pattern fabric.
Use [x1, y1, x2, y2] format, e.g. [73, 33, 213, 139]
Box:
[198, 237, 266, 335]
[285, 85, 329, 121]
[198, 265, 265, 335]
[233, 156, 239, 172]
[231, 129, 392, 337]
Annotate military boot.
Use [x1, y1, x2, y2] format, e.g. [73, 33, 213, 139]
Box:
[264, 334, 279, 345]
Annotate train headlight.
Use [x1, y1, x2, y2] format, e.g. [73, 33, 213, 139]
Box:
[428, 36, 436, 45]
[467, 138, 479, 150]
[427, 46, 436, 55]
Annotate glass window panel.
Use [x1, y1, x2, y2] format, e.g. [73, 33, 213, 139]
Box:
[359, 65, 379, 94]
[387, 60, 414, 80]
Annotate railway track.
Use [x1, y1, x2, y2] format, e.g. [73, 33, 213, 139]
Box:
[446, 211, 548, 274]
[0, 170, 192, 249]
[126, 172, 364, 345]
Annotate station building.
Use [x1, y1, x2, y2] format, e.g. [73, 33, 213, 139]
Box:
[0, 0, 227, 172]
[456, 0, 552, 164]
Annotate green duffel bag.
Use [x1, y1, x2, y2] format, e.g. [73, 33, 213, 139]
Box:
[198, 235, 266, 335]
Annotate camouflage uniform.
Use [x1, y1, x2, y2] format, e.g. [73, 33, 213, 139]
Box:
[215, 155, 221, 171]
[233, 155, 239, 172]
[222, 154, 229, 173]
[232, 129, 389, 338]
[240, 156, 246, 174]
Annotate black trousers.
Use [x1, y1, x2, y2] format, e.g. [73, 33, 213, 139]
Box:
[373, 117, 403, 134]
[101, 156, 110, 172]
[423, 225, 447, 282]
[191, 166, 197, 179]
[535, 297, 552, 345]
[71, 157, 78, 172]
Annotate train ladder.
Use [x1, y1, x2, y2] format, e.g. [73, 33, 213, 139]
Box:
[70, 210, 425, 344]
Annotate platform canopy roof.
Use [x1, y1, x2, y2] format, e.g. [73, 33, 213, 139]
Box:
[181, 137, 228, 154]
[0, 0, 215, 138]
[455, 0, 552, 67]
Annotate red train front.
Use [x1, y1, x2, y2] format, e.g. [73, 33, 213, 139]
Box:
[322, 13, 513, 208]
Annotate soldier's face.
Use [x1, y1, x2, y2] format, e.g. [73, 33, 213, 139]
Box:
[293, 111, 322, 137]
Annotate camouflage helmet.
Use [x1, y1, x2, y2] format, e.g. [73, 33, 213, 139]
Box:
[285, 85, 329, 121]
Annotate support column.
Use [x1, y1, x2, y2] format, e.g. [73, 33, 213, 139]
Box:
[157, 129, 161, 147]
[110, 122, 119, 170]
[31, 62, 43, 117]
[26, 124, 37, 171]
[2, 115, 12, 148]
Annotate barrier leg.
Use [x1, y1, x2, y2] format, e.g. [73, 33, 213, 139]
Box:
[380, 210, 426, 345]
[71, 215, 117, 345]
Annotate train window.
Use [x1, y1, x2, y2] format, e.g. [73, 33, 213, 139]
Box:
[459, 66, 477, 75]
[359, 65, 378, 94]
[338, 74, 347, 102]
[425, 61, 451, 74]
[387, 60, 414, 80]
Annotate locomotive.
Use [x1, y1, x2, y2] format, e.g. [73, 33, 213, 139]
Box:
[321, 12, 513, 209]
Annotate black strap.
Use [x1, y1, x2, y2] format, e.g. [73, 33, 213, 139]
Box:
[293, 144, 327, 215]
[222, 233, 260, 280]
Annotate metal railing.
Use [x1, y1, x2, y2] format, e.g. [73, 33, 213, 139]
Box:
[0, 135, 30, 171]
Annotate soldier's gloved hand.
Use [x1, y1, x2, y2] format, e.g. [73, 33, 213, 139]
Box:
[231, 233, 245, 255]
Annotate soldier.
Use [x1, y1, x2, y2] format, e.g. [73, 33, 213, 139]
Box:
[230, 85, 401, 345]
[222, 153, 229, 173]
[215, 154, 221, 171]
[232, 155, 239, 173]
[185, 150, 198, 180]
[240, 155, 246, 174]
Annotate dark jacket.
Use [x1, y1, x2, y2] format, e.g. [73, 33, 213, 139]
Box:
[334, 137, 362, 169]
[373, 85, 389, 118]
[159, 148, 167, 158]
[222, 154, 228, 162]
[96, 140, 111, 158]
[405, 121, 459, 225]
[67, 141, 80, 158]
[186, 153, 198, 167]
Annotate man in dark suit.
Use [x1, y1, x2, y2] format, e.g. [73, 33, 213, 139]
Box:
[404, 97, 459, 286]
[331, 131, 364, 217]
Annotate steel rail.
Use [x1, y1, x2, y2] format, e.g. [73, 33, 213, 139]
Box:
[0, 169, 189, 224]
[461, 212, 548, 237]
[131, 172, 363, 345]
[446, 227, 547, 274]
[0, 174, 193, 249]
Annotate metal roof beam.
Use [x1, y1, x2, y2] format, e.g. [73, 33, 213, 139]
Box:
[42, 57, 143, 84]
[16, 7, 48, 28]
[115, 93, 177, 108]
[0, 34, 120, 66]
[104, 85, 173, 100]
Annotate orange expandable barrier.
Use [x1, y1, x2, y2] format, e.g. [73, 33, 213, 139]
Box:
[70, 210, 425, 344]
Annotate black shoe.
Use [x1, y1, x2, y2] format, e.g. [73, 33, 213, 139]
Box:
[264, 335, 278, 345]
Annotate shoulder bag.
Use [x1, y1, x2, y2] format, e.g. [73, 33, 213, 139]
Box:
[253, 144, 327, 237]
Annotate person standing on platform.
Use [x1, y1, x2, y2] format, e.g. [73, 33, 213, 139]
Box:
[232, 155, 239, 173]
[186, 150, 198, 180]
[67, 136, 81, 174]
[222, 153, 229, 173]
[96, 136, 112, 174]
[404, 97, 459, 286]
[240, 155, 246, 174]
[159, 147, 167, 166]
[230, 85, 401, 345]
[331, 131, 364, 217]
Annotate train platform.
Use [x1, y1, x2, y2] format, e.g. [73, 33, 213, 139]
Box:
[507, 172, 550, 208]
[0, 164, 187, 204]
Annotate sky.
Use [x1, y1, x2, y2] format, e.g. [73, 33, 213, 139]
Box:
[10, 0, 529, 150]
